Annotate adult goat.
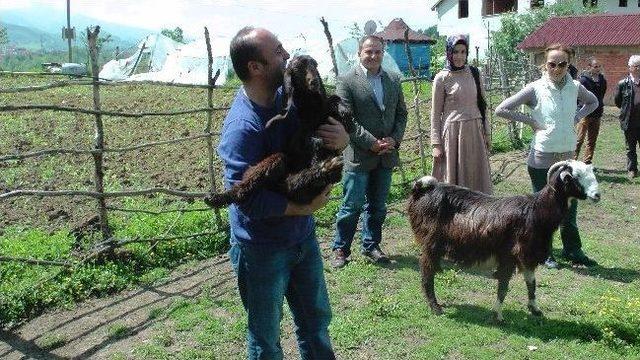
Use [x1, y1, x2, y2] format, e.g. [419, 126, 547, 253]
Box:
[407, 160, 600, 322]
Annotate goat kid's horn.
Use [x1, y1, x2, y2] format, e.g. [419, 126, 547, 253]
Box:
[559, 170, 572, 182]
[547, 160, 570, 184]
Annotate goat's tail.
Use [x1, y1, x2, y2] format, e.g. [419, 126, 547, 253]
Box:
[411, 176, 438, 198]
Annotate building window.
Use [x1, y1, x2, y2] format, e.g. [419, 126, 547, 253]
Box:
[619, 0, 627, 7]
[583, 0, 598, 6]
[483, 0, 517, 16]
[459, 0, 469, 18]
[531, 0, 544, 8]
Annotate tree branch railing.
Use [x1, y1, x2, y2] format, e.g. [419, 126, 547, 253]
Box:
[0, 132, 221, 162]
[0, 79, 237, 94]
[0, 27, 230, 262]
[0, 24, 442, 272]
[0, 104, 228, 117]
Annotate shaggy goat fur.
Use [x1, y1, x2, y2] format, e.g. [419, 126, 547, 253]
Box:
[205, 55, 354, 208]
[407, 160, 600, 322]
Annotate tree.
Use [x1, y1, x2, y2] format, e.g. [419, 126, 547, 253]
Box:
[490, 0, 600, 61]
[346, 22, 364, 40]
[429, 35, 447, 75]
[161, 27, 185, 43]
[421, 25, 439, 39]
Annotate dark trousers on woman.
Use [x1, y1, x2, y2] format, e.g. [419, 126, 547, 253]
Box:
[575, 116, 601, 164]
[528, 166, 582, 256]
[624, 126, 640, 173]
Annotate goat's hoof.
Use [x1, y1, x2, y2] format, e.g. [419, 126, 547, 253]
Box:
[492, 313, 505, 324]
[430, 305, 444, 316]
[528, 306, 543, 317]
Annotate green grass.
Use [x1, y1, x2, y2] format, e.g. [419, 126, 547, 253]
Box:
[1, 73, 638, 358]
[120, 118, 638, 359]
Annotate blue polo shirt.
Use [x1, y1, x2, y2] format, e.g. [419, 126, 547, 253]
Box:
[217, 87, 314, 246]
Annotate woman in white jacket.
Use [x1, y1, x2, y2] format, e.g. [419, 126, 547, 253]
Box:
[495, 43, 598, 268]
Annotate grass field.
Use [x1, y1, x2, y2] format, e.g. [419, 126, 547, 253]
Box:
[1, 73, 639, 359]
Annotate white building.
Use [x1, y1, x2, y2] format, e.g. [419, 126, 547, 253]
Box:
[431, 0, 640, 59]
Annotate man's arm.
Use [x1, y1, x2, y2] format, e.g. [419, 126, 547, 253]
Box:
[614, 80, 623, 108]
[218, 119, 289, 219]
[336, 76, 377, 151]
[390, 76, 408, 147]
[315, 117, 349, 151]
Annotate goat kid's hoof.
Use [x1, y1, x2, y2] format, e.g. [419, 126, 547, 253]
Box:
[528, 305, 544, 317]
[203, 194, 215, 208]
[321, 156, 343, 172]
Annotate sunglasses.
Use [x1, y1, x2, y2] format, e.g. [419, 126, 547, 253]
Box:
[547, 61, 568, 69]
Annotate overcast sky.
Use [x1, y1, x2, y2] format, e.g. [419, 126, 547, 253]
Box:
[1, 0, 438, 44]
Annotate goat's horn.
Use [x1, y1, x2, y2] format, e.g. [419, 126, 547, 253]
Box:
[547, 160, 570, 184]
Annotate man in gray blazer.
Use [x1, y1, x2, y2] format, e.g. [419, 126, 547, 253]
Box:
[331, 35, 408, 268]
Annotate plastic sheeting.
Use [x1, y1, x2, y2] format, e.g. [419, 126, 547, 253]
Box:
[98, 33, 400, 86]
[99, 33, 231, 85]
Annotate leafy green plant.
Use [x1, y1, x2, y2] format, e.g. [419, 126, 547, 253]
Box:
[107, 323, 131, 339]
[591, 292, 640, 347]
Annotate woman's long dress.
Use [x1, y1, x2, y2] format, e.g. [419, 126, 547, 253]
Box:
[430, 67, 493, 194]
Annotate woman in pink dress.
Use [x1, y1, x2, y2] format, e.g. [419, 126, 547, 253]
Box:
[430, 35, 492, 194]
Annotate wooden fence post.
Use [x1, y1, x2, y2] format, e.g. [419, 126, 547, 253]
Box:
[87, 26, 112, 244]
[320, 17, 339, 79]
[497, 56, 522, 149]
[204, 27, 224, 230]
[403, 29, 427, 176]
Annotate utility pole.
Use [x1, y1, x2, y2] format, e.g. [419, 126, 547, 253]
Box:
[62, 0, 74, 62]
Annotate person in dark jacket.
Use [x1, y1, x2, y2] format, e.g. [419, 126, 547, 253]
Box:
[614, 55, 640, 179]
[575, 57, 607, 164]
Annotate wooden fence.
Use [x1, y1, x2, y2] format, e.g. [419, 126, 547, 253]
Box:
[0, 20, 531, 279]
[0, 26, 228, 267]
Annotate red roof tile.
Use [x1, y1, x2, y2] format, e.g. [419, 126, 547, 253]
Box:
[518, 13, 640, 50]
[375, 18, 436, 44]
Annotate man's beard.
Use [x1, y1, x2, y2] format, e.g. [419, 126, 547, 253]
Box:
[268, 69, 284, 91]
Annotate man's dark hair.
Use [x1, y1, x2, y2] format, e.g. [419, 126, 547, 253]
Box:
[230, 26, 265, 82]
[358, 35, 384, 52]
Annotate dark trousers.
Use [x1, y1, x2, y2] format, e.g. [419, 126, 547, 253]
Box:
[528, 166, 581, 255]
[624, 126, 640, 172]
[575, 116, 601, 164]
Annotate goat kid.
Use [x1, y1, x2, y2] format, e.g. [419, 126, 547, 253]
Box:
[407, 160, 600, 322]
[204, 55, 354, 208]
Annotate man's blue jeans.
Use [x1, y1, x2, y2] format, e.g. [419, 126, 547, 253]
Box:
[229, 234, 335, 360]
[333, 166, 393, 257]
